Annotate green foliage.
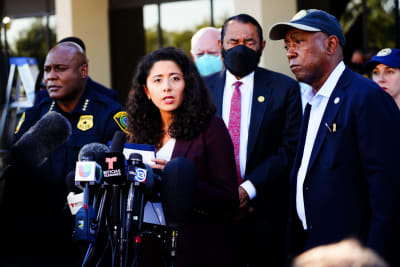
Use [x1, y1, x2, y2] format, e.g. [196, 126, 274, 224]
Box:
[12, 18, 56, 68]
[145, 16, 226, 56]
[367, 0, 396, 49]
[340, 0, 396, 49]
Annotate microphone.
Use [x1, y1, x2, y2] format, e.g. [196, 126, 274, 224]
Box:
[98, 131, 126, 265]
[160, 157, 196, 264]
[8, 111, 72, 168]
[110, 131, 126, 153]
[127, 153, 155, 192]
[67, 142, 110, 193]
[101, 131, 126, 185]
[72, 143, 109, 242]
[78, 142, 109, 162]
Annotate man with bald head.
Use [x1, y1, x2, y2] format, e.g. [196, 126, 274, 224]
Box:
[269, 9, 400, 266]
[44, 42, 89, 111]
[34, 36, 119, 104]
[191, 26, 223, 76]
[0, 42, 128, 265]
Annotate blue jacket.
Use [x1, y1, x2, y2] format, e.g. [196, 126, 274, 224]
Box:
[288, 68, 400, 266]
[1, 83, 127, 264]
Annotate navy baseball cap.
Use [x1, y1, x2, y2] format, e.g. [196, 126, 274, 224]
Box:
[363, 48, 400, 72]
[269, 9, 346, 47]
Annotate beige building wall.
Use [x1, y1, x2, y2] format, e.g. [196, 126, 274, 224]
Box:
[233, 0, 297, 78]
[55, 0, 111, 87]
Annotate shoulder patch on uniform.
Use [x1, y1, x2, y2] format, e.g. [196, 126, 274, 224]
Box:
[14, 112, 26, 134]
[77, 115, 94, 131]
[113, 111, 129, 134]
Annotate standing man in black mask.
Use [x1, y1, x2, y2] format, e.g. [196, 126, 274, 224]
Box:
[204, 14, 302, 267]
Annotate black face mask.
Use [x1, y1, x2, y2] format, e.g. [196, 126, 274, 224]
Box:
[222, 45, 261, 78]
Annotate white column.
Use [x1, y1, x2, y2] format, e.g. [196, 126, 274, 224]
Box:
[234, 0, 297, 77]
[55, 0, 111, 87]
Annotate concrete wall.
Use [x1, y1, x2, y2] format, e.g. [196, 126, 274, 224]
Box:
[52, 0, 299, 89]
[234, 0, 297, 78]
[55, 0, 111, 87]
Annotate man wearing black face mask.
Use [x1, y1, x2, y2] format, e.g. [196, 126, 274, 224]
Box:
[205, 14, 302, 267]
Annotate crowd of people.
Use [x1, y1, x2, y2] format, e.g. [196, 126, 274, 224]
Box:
[0, 8, 399, 267]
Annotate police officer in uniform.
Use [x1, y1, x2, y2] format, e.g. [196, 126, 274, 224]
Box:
[33, 36, 120, 105]
[0, 42, 128, 266]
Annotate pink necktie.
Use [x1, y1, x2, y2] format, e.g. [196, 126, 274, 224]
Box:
[228, 81, 243, 184]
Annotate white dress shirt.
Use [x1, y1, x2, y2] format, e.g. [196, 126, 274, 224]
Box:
[296, 61, 345, 229]
[299, 82, 312, 113]
[222, 70, 256, 199]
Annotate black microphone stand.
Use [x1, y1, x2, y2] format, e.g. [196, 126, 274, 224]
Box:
[110, 183, 123, 267]
[80, 150, 162, 267]
[125, 153, 147, 267]
[82, 182, 111, 267]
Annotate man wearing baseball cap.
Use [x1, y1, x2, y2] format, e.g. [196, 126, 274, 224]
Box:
[269, 9, 400, 266]
[364, 48, 400, 108]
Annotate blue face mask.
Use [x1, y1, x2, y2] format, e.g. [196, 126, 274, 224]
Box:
[195, 54, 223, 76]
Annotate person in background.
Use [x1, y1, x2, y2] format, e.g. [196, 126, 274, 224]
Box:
[34, 36, 120, 104]
[0, 42, 128, 266]
[126, 46, 238, 267]
[205, 13, 302, 267]
[349, 49, 365, 74]
[190, 26, 224, 76]
[269, 9, 400, 266]
[364, 48, 400, 108]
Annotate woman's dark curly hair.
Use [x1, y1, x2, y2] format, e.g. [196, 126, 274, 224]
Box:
[126, 46, 217, 147]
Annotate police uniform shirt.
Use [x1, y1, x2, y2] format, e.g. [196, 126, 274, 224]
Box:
[14, 84, 128, 190]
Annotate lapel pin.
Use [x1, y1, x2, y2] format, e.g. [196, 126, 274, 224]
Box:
[324, 122, 332, 133]
[258, 96, 265, 103]
[334, 97, 340, 104]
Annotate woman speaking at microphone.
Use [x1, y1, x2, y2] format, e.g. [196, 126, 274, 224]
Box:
[126, 46, 239, 267]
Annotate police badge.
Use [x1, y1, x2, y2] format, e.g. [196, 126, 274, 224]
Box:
[77, 115, 94, 131]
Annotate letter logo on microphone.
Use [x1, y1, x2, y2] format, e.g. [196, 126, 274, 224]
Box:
[103, 155, 123, 179]
[75, 162, 97, 183]
[79, 164, 92, 177]
[134, 167, 147, 183]
[106, 157, 117, 169]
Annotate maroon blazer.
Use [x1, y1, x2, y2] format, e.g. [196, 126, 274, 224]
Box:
[172, 115, 239, 267]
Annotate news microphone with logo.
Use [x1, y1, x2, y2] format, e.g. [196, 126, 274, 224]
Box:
[71, 142, 110, 242]
[160, 157, 196, 265]
[66, 143, 109, 215]
[98, 131, 127, 265]
[101, 131, 126, 185]
[73, 159, 103, 242]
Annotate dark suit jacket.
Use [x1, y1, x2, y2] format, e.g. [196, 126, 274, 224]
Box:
[205, 67, 302, 265]
[172, 115, 239, 267]
[288, 68, 400, 266]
